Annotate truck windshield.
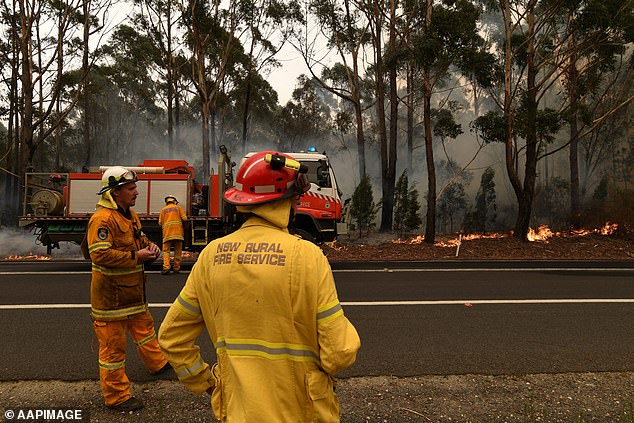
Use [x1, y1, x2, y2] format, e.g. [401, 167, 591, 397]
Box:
[300, 160, 332, 188]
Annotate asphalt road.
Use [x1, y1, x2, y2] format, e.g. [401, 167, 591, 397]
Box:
[1, 260, 634, 382]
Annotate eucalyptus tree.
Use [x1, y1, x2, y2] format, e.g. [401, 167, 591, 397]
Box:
[229, 67, 279, 150]
[551, 0, 634, 228]
[437, 180, 467, 233]
[355, 0, 394, 232]
[581, 66, 634, 198]
[180, 0, 251, 180]
[79, 0, 111, 168]
[238, 0, 303, 155]
[133, 0, 184, 159]
[0, 0, 22, 220]
[302, 0, 371, 180]
[487, 0, 633, 239]
[273, 74, 332, 151]
[407, 0, 496, 243]
[0, 0, 19, 177]
[14, 0, 110, 173]
[97, 24, 165, 160]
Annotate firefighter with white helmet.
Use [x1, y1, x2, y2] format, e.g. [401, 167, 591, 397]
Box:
[159, 151, 360, 422]
[159, 194, 188, 275]
[87, 166, 170, 411]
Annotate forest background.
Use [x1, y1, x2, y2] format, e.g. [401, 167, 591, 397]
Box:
[0, 0, 633, 243]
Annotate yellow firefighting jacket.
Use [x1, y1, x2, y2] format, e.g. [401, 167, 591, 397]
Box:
[88, 204, 152, 321]
[159, 203, 187, 242]
[158, 198, 360, 422]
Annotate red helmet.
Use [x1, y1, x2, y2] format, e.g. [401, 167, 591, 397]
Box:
[224, 151, 310, 205]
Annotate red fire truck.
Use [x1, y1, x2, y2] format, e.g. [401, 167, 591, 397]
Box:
[19, 147, 349, 253]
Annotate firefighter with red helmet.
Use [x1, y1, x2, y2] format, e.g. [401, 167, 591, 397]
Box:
[87, 166, 170, 411]
[159, 195, 188, 275]
[159, 151, 360, 422]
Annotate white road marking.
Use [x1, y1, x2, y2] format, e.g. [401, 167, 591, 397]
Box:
[333, 268, 634, 273]
[2, 299, 634, 310]
[1, 267, 633, 276]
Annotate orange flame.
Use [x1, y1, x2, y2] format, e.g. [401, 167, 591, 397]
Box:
[394, 235, 425, 245]
[527, 225, 554, 242]
[324, 240, 345, 251]
[599, 222, 618, 235]
[391, 222, 618, 248]
[5, 255, 51, 261]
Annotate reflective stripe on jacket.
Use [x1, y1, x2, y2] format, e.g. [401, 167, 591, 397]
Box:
[88, 207, 151, 321]
[158, 199, 360, 422]
[159, 204, 187, 242]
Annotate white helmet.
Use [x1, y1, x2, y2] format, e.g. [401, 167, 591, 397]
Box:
[165, 195, 178, 204]
[97, 166, 138, 195]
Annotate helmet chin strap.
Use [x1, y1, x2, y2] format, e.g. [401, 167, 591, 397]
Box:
[288, 205, 296, 226]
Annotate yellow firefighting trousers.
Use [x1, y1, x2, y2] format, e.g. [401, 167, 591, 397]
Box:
[93, 310, 167, 406]
[162, 240, 183, 271]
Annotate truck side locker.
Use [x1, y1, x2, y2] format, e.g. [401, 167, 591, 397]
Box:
[191, 220, 208, 246]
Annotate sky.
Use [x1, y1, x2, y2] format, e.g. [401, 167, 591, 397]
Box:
[266, 47, 305, 105]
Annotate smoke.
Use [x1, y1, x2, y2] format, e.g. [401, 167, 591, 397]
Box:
[0, 228, 83, 259]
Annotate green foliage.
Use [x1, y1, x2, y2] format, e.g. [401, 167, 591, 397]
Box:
[464, 167, 497, 233]
[471, 111, 506, 144]
[515, 103, 562, 145]
[274, 75, 332, 151]
[592, 176, 608, 201]
[432, 109, 463, 140]
[437, 181, 467, 233]
[393, 170, 422, 236]
[409, 0, 497, 89]
[350, 175, 378, 237]
[437, 159, 473, 187]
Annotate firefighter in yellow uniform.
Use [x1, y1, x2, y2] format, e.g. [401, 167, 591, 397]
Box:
[158, 195, 188, 275]
[87, 166, 170, 412]
[159, 151, 361, 422]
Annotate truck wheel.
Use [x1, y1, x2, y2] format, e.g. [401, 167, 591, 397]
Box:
[293, 228, 316, 244]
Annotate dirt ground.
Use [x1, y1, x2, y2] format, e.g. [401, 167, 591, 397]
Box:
[2, 230, 634, 422]
[322, 228, 634, 262]
[2, 373, 634, 422]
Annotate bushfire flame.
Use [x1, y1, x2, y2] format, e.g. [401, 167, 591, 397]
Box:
[5, 254, 51, 261]
[394, 222, 620, 247]
[527, 225, 554, 242]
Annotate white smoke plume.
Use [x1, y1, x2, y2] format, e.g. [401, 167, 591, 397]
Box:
[0, 228, 83, 259]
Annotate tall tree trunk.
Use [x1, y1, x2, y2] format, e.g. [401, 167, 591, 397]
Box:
[500, 0, 521, 239]
[380, 0, 398, 233]
[423, 0, 436, 243]
[241, 69, 252, 156]
[175, 78, 181, 156]
[350, 47, 365, 180]
[568, 23, 581, 229]
[372, 0, 388, 233]
[19, 0, 34, 172]
[82, 0, 91, 167]
[344, 0, 366, 180]
[54, 2, 64, 171]
[350, 55, 366, 181]
[353, 97, 366, 180]
[36, 18, 44, 170]
[406, 65, 414, 174]
[5, 0, 20, 222]
[211, 107, 217, 160]
[241, 34, 256, 156]
[423, 78, 435, 243]
[202, 99, 210, 180]
[167, 4, 174, 159]
[514, 5, 538, 241]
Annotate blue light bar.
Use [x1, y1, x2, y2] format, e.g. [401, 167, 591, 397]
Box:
[307, 146, 317, 152]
